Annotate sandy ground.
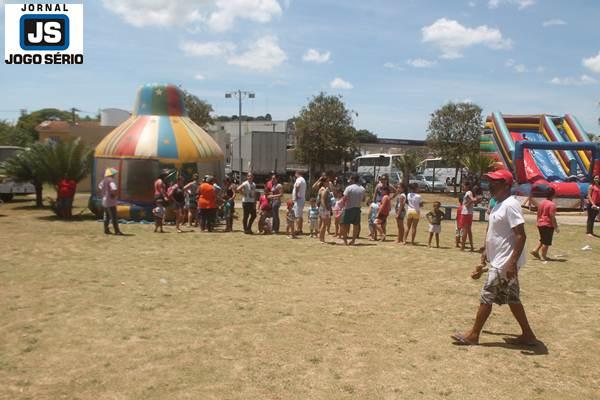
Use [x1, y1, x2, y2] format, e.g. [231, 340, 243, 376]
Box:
[1, 193, 599, 400]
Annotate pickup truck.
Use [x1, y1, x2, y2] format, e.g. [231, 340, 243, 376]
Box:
[0, 146, 36, 201]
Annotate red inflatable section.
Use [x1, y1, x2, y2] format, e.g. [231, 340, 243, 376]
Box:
[511, 132, 544, 184]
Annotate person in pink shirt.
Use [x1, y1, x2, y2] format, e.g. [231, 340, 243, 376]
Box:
[531, 187, 558, 261]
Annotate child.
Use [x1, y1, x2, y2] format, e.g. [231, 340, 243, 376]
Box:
[332, 189, 345, 237]
[426, 201, 445, 248]
[375, 187, 391, 241]
[327, 190, 336, 234]
[404, 183, 423, 245]
[531, 187, 559, 261]
[263, 216, 273, 235]
[367, 200, 380, 241]
[152, 198, 166, 233]
[308, 197, 319, 238]
[257, 189, 272, 234]
[286, 199, 296, 238]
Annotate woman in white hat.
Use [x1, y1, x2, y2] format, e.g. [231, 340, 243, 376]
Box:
[98, 168, 123, 235]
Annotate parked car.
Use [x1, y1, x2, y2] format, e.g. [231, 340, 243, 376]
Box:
[409, 175, 447, 192]
[0, 146, 36, 202]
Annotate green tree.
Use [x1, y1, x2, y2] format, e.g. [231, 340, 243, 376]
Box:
[39, 138, 93, 187]
[1, 144, 47, 206]
[426, 102, 483, 193]
[355, 129, 378, 143]
[461, 152, 495, 180]
[0, 120, 32, 147]
[294, 92, 358, 174]
[16, 108, 74, 142]
[182, 91, 214, 127]
[393, 149, 423, 188]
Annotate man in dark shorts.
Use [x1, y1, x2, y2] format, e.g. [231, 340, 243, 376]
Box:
[452, 169, 537, 346]
[340, 174, 365, 246]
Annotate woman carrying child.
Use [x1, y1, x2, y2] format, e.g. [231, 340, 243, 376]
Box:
[375, 187, 391, 241]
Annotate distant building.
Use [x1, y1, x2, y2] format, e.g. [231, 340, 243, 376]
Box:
[357, 138, 428, 155]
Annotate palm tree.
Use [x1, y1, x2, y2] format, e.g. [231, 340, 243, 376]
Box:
[461, 152, 495, 181]
[39, 138, 93, 186]
[1, 144, 47, 207]
[393, 149, 421, 188]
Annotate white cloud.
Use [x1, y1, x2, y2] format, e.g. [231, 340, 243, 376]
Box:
[383, 62, 404, 70]
[102, 0, 282, 32]
[550, 75, 597, 86]
[422, 18, 512, 59]
[406, 58, 437, 68]
[227, 36, 287, 71]
[514, 64, 527, 73]
[208, 0, 282, 32]
[180, 40, 235, 57]
[536, 66, 545, 73]
[194, 74, 206, 80]
[468, 1, 477, 7]
[102, 0, 207, 27]
[505, 59, 527, 73]
[330, 77, 353, 89]
[583, 52, 600, 74]
[488, 0, 535, 9]
[542, 19, 566, 27]
[302, 49, 331, 64]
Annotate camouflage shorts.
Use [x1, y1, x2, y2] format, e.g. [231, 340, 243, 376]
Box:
[480, 268, 521, 305]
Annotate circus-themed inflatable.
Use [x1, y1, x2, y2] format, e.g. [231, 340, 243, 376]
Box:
[89, 83, 224, 220]
[481, 113, 600, 209]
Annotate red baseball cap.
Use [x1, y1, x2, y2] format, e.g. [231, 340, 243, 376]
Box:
[484, 169, 513, 186]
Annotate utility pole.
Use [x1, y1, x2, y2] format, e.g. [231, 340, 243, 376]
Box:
[225, 90, 255, 181]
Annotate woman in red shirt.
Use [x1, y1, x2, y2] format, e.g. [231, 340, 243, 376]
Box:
[587, 175, 600, 237]
[198, 176, 217, 232]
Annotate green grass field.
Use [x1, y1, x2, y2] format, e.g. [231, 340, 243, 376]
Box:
[1, 193, 599, 399]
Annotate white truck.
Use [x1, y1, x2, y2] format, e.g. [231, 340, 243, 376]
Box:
[230, 131, 288, 182]
[0, 146, 36, 202]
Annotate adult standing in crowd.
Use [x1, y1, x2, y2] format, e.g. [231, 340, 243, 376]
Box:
[452, 169, 536, 346]
[223, 176, 237, 232]
[404, 183, 423, 245]
[198, 175, 217, 232]
[373, 174, 395, 203]
[317, 175, 332, 243]
[461, 182, 477, 251]
[586, 175, 600, 237]
[98, 168, 123, 235]
[184, 174, 199, 227]
[340, 173, 365, 246]
[394, 182, 407, 244]
[269, 174, 284, 234]
[168, 176, 186, 233]
[237, 172, 257, 234]
[292, 170, 307, 235]
[154, 170, 168, 203]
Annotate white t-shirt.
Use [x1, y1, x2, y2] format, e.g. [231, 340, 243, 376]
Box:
[239, 180, 256, 203]
[343, 184, 365, 208]
[462, 191, 474, 215]
[407, 192, 422, 213]
[485, 196, 526, 271]
[292, 176, 307, 202]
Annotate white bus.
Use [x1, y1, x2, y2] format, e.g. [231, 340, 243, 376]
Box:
[353, 153, 403, 183]
[416, 157, 462, 185]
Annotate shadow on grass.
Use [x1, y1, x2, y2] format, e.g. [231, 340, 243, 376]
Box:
[36, 214, 98, 222]
[12, 204, 52, 211]
[479, 330, 549, 355]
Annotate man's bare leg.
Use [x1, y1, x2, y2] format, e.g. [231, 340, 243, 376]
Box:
[508, 303, 536, 343]
[457, 303, 492, 344]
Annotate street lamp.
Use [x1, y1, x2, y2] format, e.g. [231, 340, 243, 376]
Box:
[225, 90, 255, 181]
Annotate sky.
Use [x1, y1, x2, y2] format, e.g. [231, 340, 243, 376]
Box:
[1, 0, 600, 139]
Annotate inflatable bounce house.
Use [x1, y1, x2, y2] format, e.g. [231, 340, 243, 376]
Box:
[89, 83, 224, 220]
[481, 113, 600, 209]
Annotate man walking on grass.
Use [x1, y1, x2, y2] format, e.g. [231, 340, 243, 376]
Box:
[340, 173, 365, 246]
[452, 169, 537, 346]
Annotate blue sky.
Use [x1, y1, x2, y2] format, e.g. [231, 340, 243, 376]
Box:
[1, 0, 600, 139]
